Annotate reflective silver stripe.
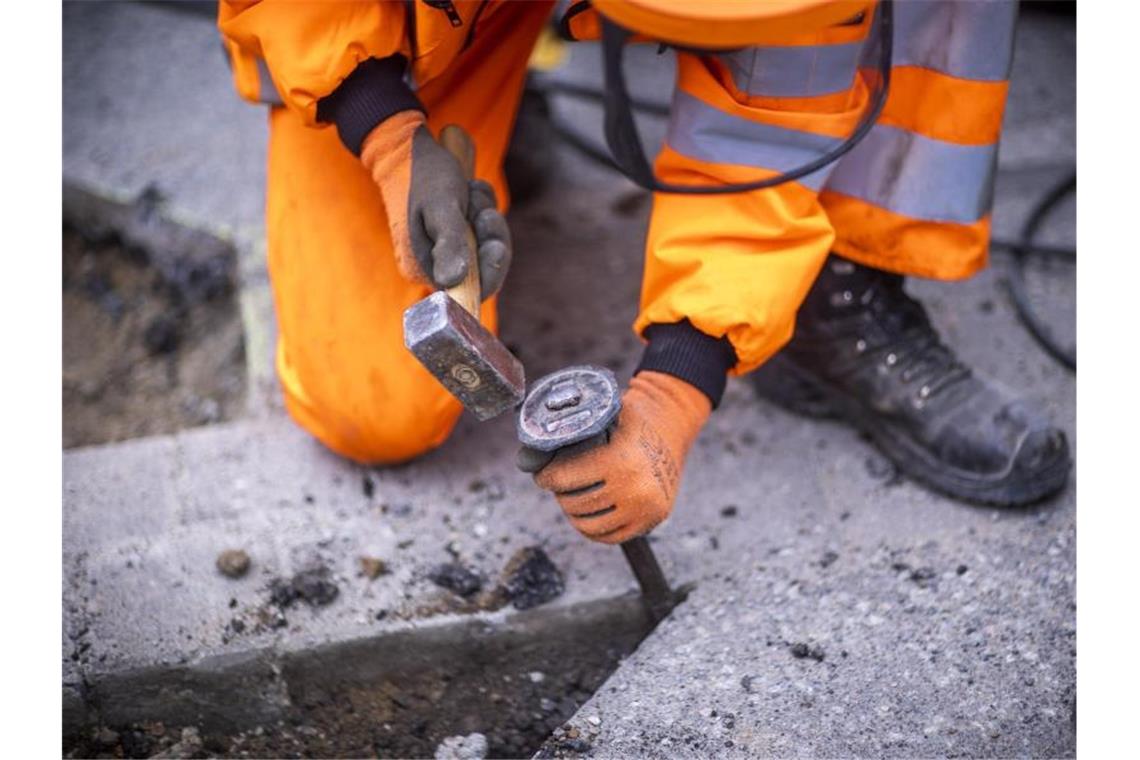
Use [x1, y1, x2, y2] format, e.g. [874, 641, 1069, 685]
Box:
[892, 0, 1017, 82]
[665, 90, 844, 191]
[824, 124, 997, 223]
[256, 57, 283, 106]
[719, 42, 863, 98]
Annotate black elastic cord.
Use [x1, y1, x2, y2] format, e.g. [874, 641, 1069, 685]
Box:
[1001, 172, 1077, 371]
[598, 0, 894, 195]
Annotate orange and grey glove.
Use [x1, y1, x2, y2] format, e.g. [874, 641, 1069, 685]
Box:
[359, 113, 511, 299]
[518, 371, 712, 545]
[316, 55, 510, 299]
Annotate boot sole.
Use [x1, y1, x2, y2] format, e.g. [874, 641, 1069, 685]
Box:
[752, 355, 1071, 507]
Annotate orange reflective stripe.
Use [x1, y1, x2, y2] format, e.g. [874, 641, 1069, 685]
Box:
[821, 189, 991, 280]
[879, 66, 1009, 146]
[700, 0, 875, 115]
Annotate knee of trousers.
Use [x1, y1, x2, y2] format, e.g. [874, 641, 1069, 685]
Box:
[278, 348, 464, 466]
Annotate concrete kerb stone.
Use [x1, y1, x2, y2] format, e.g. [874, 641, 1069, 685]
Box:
[62, 414, 660, 740]
[84, 595, 657, 741]
[90, 647, 288, 738]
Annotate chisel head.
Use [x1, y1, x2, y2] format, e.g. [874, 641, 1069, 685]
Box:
[517, 365, 621, 451]
[403, 291, 525, 421]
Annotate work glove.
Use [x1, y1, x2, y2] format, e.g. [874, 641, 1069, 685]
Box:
[360, 112, 511, 299]
[517, 371, 711, 544]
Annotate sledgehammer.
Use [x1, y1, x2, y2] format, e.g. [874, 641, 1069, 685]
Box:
[403, 126, 526, 421]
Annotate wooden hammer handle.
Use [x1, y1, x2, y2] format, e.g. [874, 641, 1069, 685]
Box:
[438, 125, 481, 318]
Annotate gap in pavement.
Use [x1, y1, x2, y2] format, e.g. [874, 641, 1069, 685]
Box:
[65, 594, 672, 759]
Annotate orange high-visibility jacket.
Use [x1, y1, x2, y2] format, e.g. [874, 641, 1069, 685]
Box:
[219, 0, 1015, 379]
[218, 1, 507, 120]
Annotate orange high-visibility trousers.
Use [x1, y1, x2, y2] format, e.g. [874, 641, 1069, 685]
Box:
[638, 0, 1017, 376]
[264, 3, 549, 464]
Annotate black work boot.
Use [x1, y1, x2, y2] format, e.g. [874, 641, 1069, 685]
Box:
[751, 255, 1071, 506]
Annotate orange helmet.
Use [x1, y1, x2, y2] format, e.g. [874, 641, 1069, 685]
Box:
[592, 0, 873, 50]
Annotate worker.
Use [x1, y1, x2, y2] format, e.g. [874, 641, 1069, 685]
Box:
[217, 0, 1071, 547]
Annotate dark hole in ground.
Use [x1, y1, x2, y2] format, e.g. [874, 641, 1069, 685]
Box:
[62, 225, 246, 448]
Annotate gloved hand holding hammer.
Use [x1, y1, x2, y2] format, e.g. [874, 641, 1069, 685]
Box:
[518, 370, 711, 544]
[360, 111, 512, 301]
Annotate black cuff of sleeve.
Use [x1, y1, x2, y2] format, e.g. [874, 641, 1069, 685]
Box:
[635, 320, 737, 409]
[316, 55, 425, 156]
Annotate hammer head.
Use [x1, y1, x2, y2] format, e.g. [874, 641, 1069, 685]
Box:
[403, 291, 525, 421]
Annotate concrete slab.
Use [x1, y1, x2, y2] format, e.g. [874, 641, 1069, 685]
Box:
[63, 411, 660, 748]
[550, 524, 1075, 758]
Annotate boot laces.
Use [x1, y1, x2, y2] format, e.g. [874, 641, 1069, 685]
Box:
[858, 280, 972, 402]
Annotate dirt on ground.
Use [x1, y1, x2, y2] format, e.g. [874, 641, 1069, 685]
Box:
[67, 595, 654, 759]
[63, 226, 246, 448]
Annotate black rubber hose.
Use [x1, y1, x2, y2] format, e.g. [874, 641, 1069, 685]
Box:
[1001, 172, 1077, 371]
[991, 238, 1074, 259]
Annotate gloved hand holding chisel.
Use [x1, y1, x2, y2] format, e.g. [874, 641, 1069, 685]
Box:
[518, 370, 711, 544]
